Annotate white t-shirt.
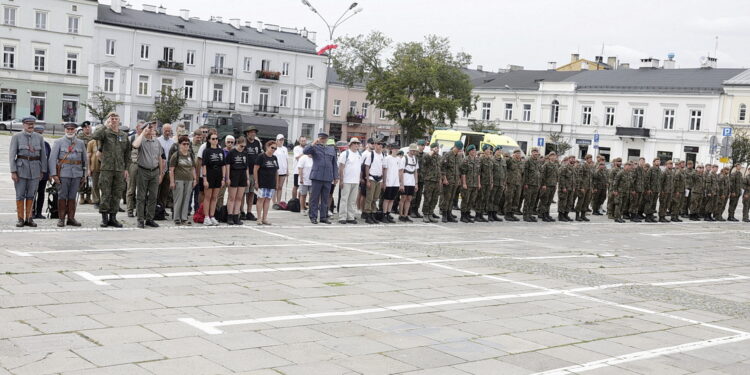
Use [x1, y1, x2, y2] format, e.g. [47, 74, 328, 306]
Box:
[337, 149, 363, 184]
[364, 150, 384, 178]
[402, 154, 419, 186]
[292, 145, 304, 173]
[297, 155, 313, 186]
[384, 155, 402, 187]
[274, 146, 289, 175]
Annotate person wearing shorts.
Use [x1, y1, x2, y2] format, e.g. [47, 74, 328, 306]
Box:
[254, 140, 279, 225]
[242, 126, 262, 221]
[201, 134, 226, 225]
[398, 143, 419, 222]
[381, 144, 402, 223]
[225, 136, 249, 225]
[297, 153, 313, 215]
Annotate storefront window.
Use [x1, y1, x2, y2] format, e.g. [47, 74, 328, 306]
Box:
[62, 95, 78, 122]
[30, 92, 45, 121]
[300, 123, 314, 139]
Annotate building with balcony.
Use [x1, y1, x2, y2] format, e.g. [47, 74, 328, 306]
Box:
[0, 0, 97, 125]
[90, 0, 326, 140]
[325, 68, 398, 143]
[460, 58, 746, 165]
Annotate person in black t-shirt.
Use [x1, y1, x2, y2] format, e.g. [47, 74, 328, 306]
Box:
[225, 136, 249, 225]
[253, 140, 279, 225]
[201, 134, 227, 225]
[241, 126, 262, 221]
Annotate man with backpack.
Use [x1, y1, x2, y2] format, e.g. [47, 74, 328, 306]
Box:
[337, 137, 363, 224]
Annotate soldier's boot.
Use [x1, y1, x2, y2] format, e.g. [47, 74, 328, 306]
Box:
[432, 212, 440, 219]
[475, 212, 487, 222]
[547, 214, 556, 222]
[495, 212, 504, 222]
[728, 215, 738, 222]
[108, 213, 123, 228]
[580, 212, 590, 222]
[671, 215, 683, 222]
[486, 211, 495, 222]
[630, 214, 641, 223]
[24, 200, 37, 227]
[67, 202, 81, 227]
[448, 211, 458, 223]
[467, 212, 475, 223]
[715, 215, 726, 222]
[440, 211, 448, 223]
[100, 213, 110, 227]
[15, 201, 25, 227]
[575, 212, 582, 222]
[658, 216, 669, 223]
[411, 210, 423, 219]
[423, 214, 432, 223]
[459, 212, 467, 223]
[615, 218, 625, 223]
[57, 200, 67, 227]
[449, 210, 457, 220]
[363, 213, 373, 224]
[743, 216, 750, 223]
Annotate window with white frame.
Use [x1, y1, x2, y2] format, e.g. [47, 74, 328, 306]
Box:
[68, 16, 79, 34]
[186, 50, 195, 65]
[3, 6, 16, 26]
[214, 54, 225, 68]
[66, 52, 78, 75]
[481, 102, 491, 121]
[362, 102, 369, 118]
[380, 109, 387, 120]
[550, 100, 559, 123]
[504, 103, 513, 121]
[163, 47, 173, 62]
[282, 62, 290, 76]
[105, 39, 115, 56]
[33, 49, 46, 71]
[663, 109, 675, 130]
[304, 92, 313, 109]
[523, 104, 531, 122]
[140, 44, 149, 60]
[243, 57, 251, 72]
[739, 104, 746, 122]
[35, 11, 47, 29]
[261, 59, 270, 71]
[212, 83, 223, 102]
[333, 99, 341, 116]
[605, 106, 615, 126]
[3, 45, 16, 68]
[689, 109, 702, 131]
[581, 105, 592, 125]
[349, 101, 357, 115]
[30, 92, 46, 121]
[279, 89, 288, 107]
[258, 88, 269, 107]
[160, 78, 173, 94]
[240, 86, 250, 104]
[183, 80, 194, 99]
[103, 72, 115, 92]
[306, 65, 314, 79]
[631, 108, 644, 128]
[138, 75, 149, 96]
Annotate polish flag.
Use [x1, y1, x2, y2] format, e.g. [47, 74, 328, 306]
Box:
[317, 44, 338, 55]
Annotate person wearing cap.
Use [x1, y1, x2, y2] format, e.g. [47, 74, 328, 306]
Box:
[48, 123, 87, 227]
[502, 149, 523, 221]
[77, 121, 94, 205]
[408, 140, 427, 218]
[303, 132, 338, 224]
[439, 141, 462, 222]
[92, 112, 132, 227]
[537, 152, 559, 222]
[132, 120, 166, 228]
[363, 140, 385, 224]
[126, 121, 146, 217]
[398, 143, 420, 222]
[30, 124, 52, 219]
[488, 147, 506, 222]
[337, 137, 363, 224]
[292, 136, 308, 201]
[419, 143, 442, 223]
[241, 126, 261, 221]
[476, 144, 494, 222]
[520, 147, 542, 222]
[380, 143, 401, 223]
[273, 134, 289, 204]
[606, 157, 623, 219]
[459, 144, 481, 223]
[591, 159, 609, 216]
[688, 163, 704, 221]
[9, 116, 48, 227]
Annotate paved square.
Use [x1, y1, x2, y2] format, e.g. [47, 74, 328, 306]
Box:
[1, 134, 749, 374]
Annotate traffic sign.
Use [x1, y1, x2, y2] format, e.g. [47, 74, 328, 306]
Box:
[593, 133, 599, 142]
[720, 157, 730, 163]
[537, 138, 545, 147]
[722, 127, 732, 137]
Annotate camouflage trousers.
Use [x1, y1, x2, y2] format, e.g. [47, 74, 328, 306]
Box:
[658, 192, 671, 217]
[522, 185, 539, 218]
[682, 190, 691, 214]
[538, 185, 556, 215]
[643, 192, 658, 215]
[592, 187, 607, 211]
[504, 183, 521, 214]
[421, 180, 441, 217]
[488, 184, 504, 212]
[742, 193, 750, 220]
[606, 191, 616, 218]
[714, 195, 728, 217]
[461, 186, 478, 213]
[476, 184, 494, 213]
[728, 193, 741, 217]
[409, 178, 424, 214]
[558, 188, 573, 214]
[440, 183, 458, 212]
[690, 193, 703, 215]
[612, 191, 629, 219]
[671, 192, 684, 217]
[575, 189, 592, 214]
[99, 170, 126, 214]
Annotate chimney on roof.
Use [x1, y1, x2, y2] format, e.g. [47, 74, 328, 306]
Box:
[179, 9, 189, 21]
[580, 61, 589, 70]
[595, 56, 603, 63]
[571, 53, 580, 62]
[229, 18, 241, 29]
[158, 5, 166, 13]
[110, 0, 122, 13]
[257, 21, 264, 32]
[124, 2, 133, 9]
[639, 57, 660, 69]
[308, 31, 316, 42]
[507, 64, 524, 71]
[607, 56, 617, 68]
[663, 53, 676, 69]
[702, 56, 717, 69]
[548, 61, 557, 70]
[215, 16, 223, 22]
[245, 21, 253, 28]
[142, 4, 156, 12]
[476, 65, 483, 72]
[619, 62, 630, 69]
[301, 28, 309, 38]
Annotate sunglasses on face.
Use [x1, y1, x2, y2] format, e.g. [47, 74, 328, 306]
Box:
[210, 138, 218, 141]
[180, 142, 190, 145]
[226, 141, 235, 144]
[271, 147, 277, 150]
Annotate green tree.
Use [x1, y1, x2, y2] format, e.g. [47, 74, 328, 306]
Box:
[468, 120, 498, 133]
[548, 131, 572, 155]
[81, 91, 122, 124]
[153, 87, 187, 124]
[334, 32, 476, 143]
[730, 126, 750, 167]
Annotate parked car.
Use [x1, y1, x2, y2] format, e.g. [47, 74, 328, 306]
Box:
[335, 141, 349, 153]
[0, 119, 47, 132]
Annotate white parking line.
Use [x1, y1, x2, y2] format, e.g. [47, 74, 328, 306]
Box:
[73, 256, 497, 285]
[651, 274, 750, 286]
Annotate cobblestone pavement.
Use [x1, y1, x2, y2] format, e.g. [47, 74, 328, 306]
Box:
[1, 134, 749, 374]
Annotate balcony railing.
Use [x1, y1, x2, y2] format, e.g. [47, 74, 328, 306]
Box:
[207, 101, 235, 110]
[210, 67, 234, 76]
[255, 70, 281, 81]
[157, 60, 184, 71]
[615, 126, 650, 138]
[346, 114, 364, 124]
[254, 104, 279, 114]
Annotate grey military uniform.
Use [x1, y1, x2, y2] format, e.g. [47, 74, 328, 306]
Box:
[49, 136, 87, 200]
[10, 131, 48, 200]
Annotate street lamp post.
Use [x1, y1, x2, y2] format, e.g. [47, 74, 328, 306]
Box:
[301, 0, 362, 139]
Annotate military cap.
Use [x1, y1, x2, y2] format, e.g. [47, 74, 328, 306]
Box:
[430, 142, 439, 148]
[21, 116, 37, 123]
[513, 149, 521, 154]
[63, 122, 77, 129]
[81, 121, 91, 127]
[531, 146, 539, 152]
[482, 144, 492, 151]
[33, 124, 45, 131]
[454, 140, 464, 149]
[367, 138, 375, 144]
[317, 132, 329, 139]
[417, 140, 426, 146]
[466, 144, 476, 152]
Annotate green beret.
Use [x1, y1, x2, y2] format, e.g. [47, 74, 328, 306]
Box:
[454, 141, 464, 149]
[482, 144, 492, 151]
[430, 142, 439, 148]
[466, 144, 476, 152]
[417, 140, 426, 146]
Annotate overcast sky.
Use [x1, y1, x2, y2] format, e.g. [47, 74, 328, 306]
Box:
[113, 0, 750, 70]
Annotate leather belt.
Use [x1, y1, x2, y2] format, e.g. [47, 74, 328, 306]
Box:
[17, 156, 41, 161]
[59, 160, 82, 165]
[138, 165, 159, 172]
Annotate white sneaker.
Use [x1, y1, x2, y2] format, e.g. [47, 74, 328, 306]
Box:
[203, 218, 212, 226]
[211, 217, 220, 225]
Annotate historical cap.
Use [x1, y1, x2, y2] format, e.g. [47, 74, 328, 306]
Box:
[349, 137, 360, 144]
[21, 116, 37, 123]
[64, 122, 77, 129]
[513, 149, 521, 153]
[409, 143, 418, 151]
[454, 140, 464, 149]
[276, 133, 285, 140]
[33, 124, 45, 131]
[482, 144, 492, 151]
[466, 144, 476, 152]
[244, 125, 258, 133]
[326, 138, 335, 146]
[417, 140, 426, 146]
[317, 132, 329, 139]
[430, 142, 439, 148]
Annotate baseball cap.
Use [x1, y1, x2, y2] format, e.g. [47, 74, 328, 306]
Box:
[276, 134, 285, 140]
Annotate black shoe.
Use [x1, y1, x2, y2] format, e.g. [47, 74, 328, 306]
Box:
[743, 218, 750, 223]
[412, 212, 423, 219]
[137, 220, 145, 229]
[506, 214, 519, 222]
[466, 213, 475, 223]
[346, 220, 358, 224]
[16, 219, 25, 228]
[658, 217, 669, 223]
[442, 211, 449, 223]
[146, 220, 159, 228]
[575, 213, 582, 222]
[100, 213, 109, 227]
[615, 218, 625, 223]
[581, 214, 590, 222]
[728, 216, 738, 222]
[460, 213, 469, 223]
[240, 212, 246, 220]
[450, 211, 457, 220]
[108, 214, 123, 228]
[671, 216, 682, 223]
[321, 218, 332, 224]
[118, 207, 125, 212]
[447, 211, 458, 223]
[523, 217, 533, 222]
[398, 216, 406, 222]
[310, 217, 318, 224]
[487, 212, 496, 222]
[716, 216, 726, 222]
[235, 215, 244, 225]
[339, 220, 347, 224]
[246, 212, 257, 221]
[475, 213, 487, 222]
[365, 213, 376, 224]
[631, 217, 641, 223]
[432, 214, 440, 219]
[404, 216, 413, 222]
[227, 215, 236, 225]
[127, 211, 135, 218]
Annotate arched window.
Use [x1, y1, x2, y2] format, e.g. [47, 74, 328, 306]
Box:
[739, 104, 747, 122]
[550, 100, 559, 123]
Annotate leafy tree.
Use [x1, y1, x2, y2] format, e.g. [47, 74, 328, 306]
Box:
[468, 120, 498, 133]
[548, 131, 572, 155]
[334, 32, 476, 143]
[81, 91, 122, 124]
[153, 87, 187, 125]
[730, 126, 750, 167]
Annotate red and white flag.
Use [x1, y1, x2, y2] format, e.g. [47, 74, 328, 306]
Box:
[317, 44, 338, 55]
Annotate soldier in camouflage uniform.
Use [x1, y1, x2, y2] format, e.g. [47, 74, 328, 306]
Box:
[556, 156, 575, 222]
[742, 167, 750, 222]
[440, 141, 462, 223]
[591, 161, 608, 215]
[612, 161, 634, 223]
[460, 145, 481, 223]
[689, 164, 705, 221]
[409, 140, 427, 218]
[574, 155, 593, 222]
[606, 158, 623, 219]
[521, 147, 542, 222]
[671, 161, 686, 222]
[538, 152, 558, 222]
[682, 161, 695, 216]
[658, 160, 675, 223]
[628, 159, 645, 220]
[714, 166, 730, 221]
[703, 164, 718, 221]
[644, 158, 661, 222]
[503, 149, 523, 221]
[421, 143, 442, 223]
[488, 147, 506, 222]
[475, 144, 494, 222]
[92, 112, 132, 228]
[727, 163, 743, 221]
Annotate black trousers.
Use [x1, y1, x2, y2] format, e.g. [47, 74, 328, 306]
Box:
[34, 178, 47, 216]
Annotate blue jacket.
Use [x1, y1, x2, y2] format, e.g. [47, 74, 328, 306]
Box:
[303, 144, 338, 182]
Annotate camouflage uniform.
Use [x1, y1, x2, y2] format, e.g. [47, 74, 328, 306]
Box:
[591, 167, 608, 213]
[728, 169, 743, 220]
[521, 156, 542, 220]
[92, 125, 132, 222]
[658, 168, 674, 219]
[714, 172, 729, 219]
[682, 167, 695, 215]
[671, 168, 686, 221]
[612, 168, 633, 221]
[504, 156, 523, 219]
[77, 132, 94, 204]
[575, 162, 593, 219]
[440, 151, 461, 216]
[460, 154, 481, 218]
[644, 165, 661, 217]
[420, 150, 442, 222]
[704, 170, 718, 219]
[489, 156, 506, 215]
[629, 165, 645, 217]
[742, 173, 750, 222]
[557, 162, 575, 219]
[690, 170, 705, 219]
[606, 165, 622, 219]
[538, 160, 559, 218]
[476, 153, 494, 216]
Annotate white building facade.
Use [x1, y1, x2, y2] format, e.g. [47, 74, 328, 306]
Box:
[0, 0, 97, 125]
[90, 1, 326, 139]
[461, 65, 746, 165]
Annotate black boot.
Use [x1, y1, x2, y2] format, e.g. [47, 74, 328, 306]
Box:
[581, 213, 590, 222]
[728, 216, 738, 222]
[658, 216, 669, 223]
[236, 214, 244, 225]
[100, 213, 109, 227]
[441, 211, 448, 223]
[108, 213, 123, 228]
[672, 215, 683, 222]
[466, 212, 475, 223]
[227, 214, 236, 225]
[575, 212, 582, 222]
[447, 211, 457, 223]
[459, 212, 468, 223]
[487, 212, 495, 222]
[475, 212, 487, 222]
[494, 212, 504, 222]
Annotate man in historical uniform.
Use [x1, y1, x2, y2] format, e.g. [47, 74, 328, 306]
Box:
[77, 121, 94, 205]
[92, 112, 132, 227]
[9, 116, 48, 227]
[48, 123, 87, 227]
